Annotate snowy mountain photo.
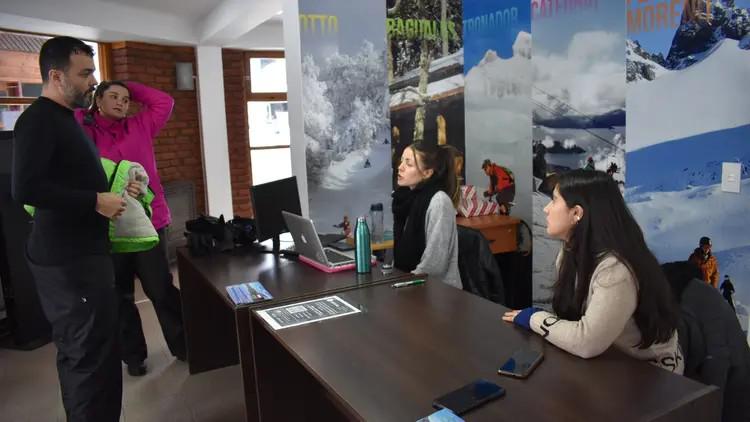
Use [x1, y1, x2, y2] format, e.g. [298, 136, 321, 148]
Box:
[626, 39, 668, 82]
[627, 0, 750, 332]
[464, 29, 532, 223]
[627, 124, 750, 194]
[531, 3, 627, 296]
[665, 0, 750, 69]
[627, 180, 750, 332]
[627, 38, 750, 152]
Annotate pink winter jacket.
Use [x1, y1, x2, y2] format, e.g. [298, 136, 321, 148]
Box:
[75, 82, 174, 230]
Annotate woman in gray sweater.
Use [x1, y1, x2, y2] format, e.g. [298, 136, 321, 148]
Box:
[503, 170, 683, 373]
[392, 143, 461, 289]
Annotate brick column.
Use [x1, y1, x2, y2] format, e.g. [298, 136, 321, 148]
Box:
[222, 49, 253, 217]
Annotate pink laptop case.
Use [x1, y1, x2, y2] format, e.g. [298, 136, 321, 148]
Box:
[298, 255, 377, 273]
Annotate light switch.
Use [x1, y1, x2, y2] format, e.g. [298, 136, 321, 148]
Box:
[721, 162, 741, 193]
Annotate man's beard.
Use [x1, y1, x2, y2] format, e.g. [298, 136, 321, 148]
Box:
[63, 83, 93, 109]
[72, 89, 93, 108]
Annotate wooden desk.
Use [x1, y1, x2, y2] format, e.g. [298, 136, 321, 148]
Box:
[177, 247, 409, 422]
[252, 281, 720, 421]
[457, 214, 520, 254]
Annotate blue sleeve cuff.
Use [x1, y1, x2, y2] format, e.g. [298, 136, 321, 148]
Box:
[514, 307, 543, 330]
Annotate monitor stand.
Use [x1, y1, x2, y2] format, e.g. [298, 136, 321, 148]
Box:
[257, 235, 298, 259]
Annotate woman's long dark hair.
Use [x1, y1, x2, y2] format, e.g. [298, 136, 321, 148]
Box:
[409, 142, 459, 206]
[552, 169, 679, 348]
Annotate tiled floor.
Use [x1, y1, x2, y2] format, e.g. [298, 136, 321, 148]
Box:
[0, 273, 245, 422]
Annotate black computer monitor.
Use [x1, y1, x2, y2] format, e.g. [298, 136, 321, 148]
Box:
[250, 175, 301, 254]
[0, 131, 12, 175]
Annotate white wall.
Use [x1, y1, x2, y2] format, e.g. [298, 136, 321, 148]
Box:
[225, 21, 284, 50]
[282, 0, 308, 218]
[195, 46, 234, 218]
[200, 0, 282, 46]
[0, 1, 195, 44]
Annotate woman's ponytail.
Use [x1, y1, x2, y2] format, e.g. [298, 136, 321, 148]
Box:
[437, 145, 459, 206]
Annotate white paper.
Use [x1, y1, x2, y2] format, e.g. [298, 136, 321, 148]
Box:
[256, 295, 360, 330]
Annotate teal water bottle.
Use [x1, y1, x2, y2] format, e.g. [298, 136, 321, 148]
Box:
[354, 216, 371, 273]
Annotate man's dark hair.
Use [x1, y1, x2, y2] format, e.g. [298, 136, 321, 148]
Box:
[699, 236, 711, 246]
[39, 36, 95, 83]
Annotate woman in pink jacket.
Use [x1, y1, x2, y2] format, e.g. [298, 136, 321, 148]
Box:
[75, 81, 185, 376]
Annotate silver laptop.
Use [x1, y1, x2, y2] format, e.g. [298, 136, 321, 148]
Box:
[282, 211, 355, 268]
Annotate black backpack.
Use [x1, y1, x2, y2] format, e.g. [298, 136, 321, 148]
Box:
[184, 215, 234, 256]
[228, 217, 257, 246]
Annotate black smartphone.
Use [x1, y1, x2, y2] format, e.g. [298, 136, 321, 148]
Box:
[432, 379, 505, 415]
[329, 239, 355, 252]
[497, 348, 544, 378]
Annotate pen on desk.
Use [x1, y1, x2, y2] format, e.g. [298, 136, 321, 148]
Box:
[391, 279, 426, 288]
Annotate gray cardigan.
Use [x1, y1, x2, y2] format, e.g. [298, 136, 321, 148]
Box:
[413, 191, 462, 289]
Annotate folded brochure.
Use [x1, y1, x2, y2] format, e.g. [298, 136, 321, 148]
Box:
[417, 408, 464, 422]
[225, 281, 273, 305]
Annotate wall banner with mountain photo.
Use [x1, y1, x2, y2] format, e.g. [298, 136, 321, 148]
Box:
[462, 0, 532, 226]
[626, 0, 750, 332]
[299, 0, 392, 234]
[531, 2, 627, 305]
[387, 0, 465, 183]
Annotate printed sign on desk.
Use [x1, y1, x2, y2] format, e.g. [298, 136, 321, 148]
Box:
[256, 295, 360, 330]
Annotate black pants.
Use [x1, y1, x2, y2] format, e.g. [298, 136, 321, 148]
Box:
[724, 293, 736, 311]
[27, 253, 122, 422]
[113, 228, 185, 364]
[492, 184, 516, 206]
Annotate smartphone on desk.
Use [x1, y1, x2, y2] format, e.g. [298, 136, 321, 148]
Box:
[432, 379, 505, 416]
[329, 239, 355, 252]
[497, 348, 543, 378]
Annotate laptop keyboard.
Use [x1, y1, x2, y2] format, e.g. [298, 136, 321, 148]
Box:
[325, 249, 353, 264]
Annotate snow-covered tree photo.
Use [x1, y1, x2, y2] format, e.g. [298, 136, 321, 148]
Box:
[303, 42, 388, 188]
[300, 0, 392, 233]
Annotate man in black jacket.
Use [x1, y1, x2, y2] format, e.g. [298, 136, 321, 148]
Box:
[662, 261, 750, 422]
[12, 36, 126, 422]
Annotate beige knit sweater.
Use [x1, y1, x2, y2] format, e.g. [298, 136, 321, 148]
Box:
[530, 252, 684, 374]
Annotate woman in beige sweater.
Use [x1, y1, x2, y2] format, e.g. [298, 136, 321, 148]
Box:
[504, 170, 683, 373]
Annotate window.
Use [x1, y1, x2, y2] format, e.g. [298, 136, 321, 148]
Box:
[0, 30, 103, 130]
[246, 51, 291, 186]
